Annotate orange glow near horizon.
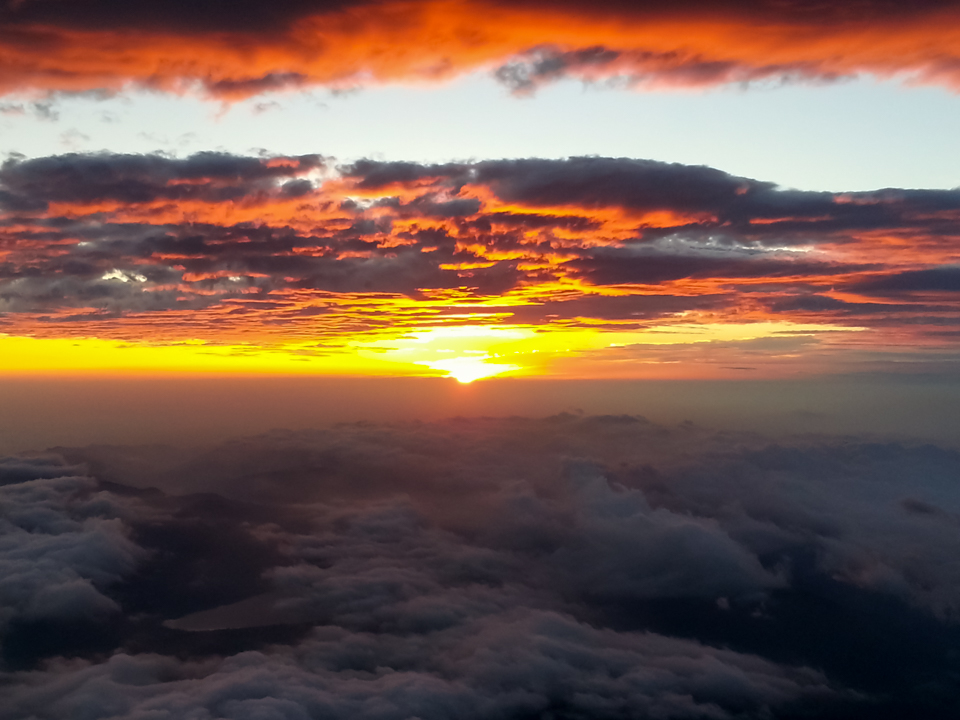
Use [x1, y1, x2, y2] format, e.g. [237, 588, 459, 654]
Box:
[0, 319, 868, 381]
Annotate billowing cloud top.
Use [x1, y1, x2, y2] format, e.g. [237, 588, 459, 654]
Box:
[4, 416, 960, 717]
[1, 0, 960, 97]
[1, 151, 959, 378]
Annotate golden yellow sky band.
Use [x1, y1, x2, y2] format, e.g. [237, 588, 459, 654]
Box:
[0, 321, 863, 381]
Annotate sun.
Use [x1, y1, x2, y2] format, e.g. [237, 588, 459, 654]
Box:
[355, 326, 530, 382]
[424, 356, 520, 383]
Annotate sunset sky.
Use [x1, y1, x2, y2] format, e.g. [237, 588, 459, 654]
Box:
[8, 5, 960, 718]
[2, 0, 959, 384]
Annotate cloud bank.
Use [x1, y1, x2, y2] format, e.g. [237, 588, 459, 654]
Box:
[1, 152, 959, 375]
[3, 416, 960, 717]
[1, 1, 960, 98]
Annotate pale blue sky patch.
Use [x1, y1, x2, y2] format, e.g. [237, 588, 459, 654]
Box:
[1, 74, 957, 192]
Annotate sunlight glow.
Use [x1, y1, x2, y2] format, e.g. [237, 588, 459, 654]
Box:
[421, 356, 521, 383]
[0, 320, 864, 379]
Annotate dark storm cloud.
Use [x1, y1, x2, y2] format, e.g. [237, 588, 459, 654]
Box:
[6, 416, 960, 716]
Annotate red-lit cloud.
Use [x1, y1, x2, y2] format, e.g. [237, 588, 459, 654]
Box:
[1, 1, 960, 98]
[2, 151, 959, 375]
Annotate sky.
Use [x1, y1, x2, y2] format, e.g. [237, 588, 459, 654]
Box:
[1, 0, 960, 386]
[5, 3, 960, 719]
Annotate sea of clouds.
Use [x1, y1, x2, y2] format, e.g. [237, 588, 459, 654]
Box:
[2, 415, 960, 718]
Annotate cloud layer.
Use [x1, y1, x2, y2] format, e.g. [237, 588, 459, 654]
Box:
[4, 416, 960, 717]
[1, 152, 959, 375]
[1, 1, 960, 97]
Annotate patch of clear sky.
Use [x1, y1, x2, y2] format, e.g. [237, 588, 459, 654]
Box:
[2, 72, 958, 192]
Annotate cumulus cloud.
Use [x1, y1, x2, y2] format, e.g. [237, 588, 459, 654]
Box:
[0, 457, 146, 633]
[0, 416, 956, 716]
[98, 418, 960, 622]
[0, 613, 837, 720]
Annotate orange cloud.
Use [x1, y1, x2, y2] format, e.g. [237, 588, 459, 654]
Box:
[1, 1, 959, 98]
[3, 151, 960, 379]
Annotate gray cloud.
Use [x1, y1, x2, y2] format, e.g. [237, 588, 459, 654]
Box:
[0, 611, 839, 720]
[2, 152, 960, 337]
[0, 461, 146, 632]
[0, 152, 324, 211]
[0, 416, 953, 716]
[849, 267, 960, 294]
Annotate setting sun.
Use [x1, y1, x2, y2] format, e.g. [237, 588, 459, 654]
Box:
[422, 356, 521, 383]
[2, 1, 960, 715]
